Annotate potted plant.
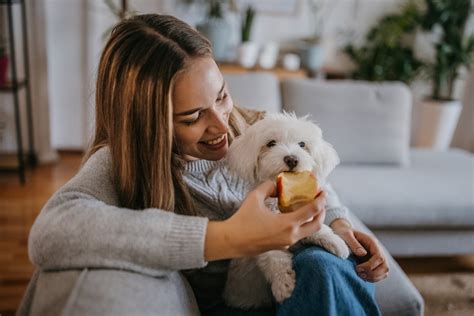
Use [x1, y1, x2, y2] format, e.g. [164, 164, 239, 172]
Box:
[0, 37, 8, 87]
[299, 0, 326, 76]
[345, 1, 423, 84]
[184, 0, 232, 62]
[103, 0, 135, 39]
[237, 5, 258, 68]
[415, 0, 474, 150]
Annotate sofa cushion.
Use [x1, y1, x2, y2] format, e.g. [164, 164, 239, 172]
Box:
[328, 149, 474, 229]
[282, 79, 412, 165]
[224, 72, 282, 113]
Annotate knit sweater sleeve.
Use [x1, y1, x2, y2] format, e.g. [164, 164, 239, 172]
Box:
[323, 182, 352, 227]
[28, 147, 209, 277]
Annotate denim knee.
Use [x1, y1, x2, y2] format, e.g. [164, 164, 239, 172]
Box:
[293, 246, 350, 279]
[277, 246, 380, 316]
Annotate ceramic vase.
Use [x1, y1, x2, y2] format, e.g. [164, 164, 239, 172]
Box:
[238, 41, 259, 69]
[196, 18, 231, 62]
[415, 99, 462, 150]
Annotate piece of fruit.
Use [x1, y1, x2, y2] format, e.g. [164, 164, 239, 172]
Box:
[277, 171, 319, 213]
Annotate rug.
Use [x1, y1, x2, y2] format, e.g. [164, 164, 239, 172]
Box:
[409, 273, 474, 316]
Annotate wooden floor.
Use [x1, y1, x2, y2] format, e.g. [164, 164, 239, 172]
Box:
[0, 152, 473, 314]
[0, 153, 82, 313]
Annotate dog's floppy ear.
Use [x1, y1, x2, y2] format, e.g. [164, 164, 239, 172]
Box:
[311, 139, 340, 180]
[227, 132, 258, 182]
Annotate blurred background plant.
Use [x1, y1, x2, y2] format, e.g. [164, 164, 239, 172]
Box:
[345, 0, 423, 84]
[420, 0, 474, 100]
[181, 0, 235, 61]
[104, 0, 133, 20]
[181, 0, 228, 19]
[305, 0, 325, 44]
[236, 4, 258, 68]
[103, 0, 136, 39]
[298, 0, 332, 75]
[181, 0, 258, 62]
[241, 5, 256, 43]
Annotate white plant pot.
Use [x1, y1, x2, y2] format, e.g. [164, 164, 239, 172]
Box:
[258, 42, 279, 69]
[238, 42, 259, 69]
[415, 99, 462, 150]
[282, 53, 301, 71]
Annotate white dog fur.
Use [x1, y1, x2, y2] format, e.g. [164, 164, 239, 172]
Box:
[223, 112, 350, 309]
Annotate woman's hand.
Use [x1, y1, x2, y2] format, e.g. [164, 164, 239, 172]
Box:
[331, 219, 389, 283]
[204, 180, 327, 261]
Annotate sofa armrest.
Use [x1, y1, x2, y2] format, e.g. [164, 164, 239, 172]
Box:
[349, 214, 424, 316]
[17, 269, 199, 316]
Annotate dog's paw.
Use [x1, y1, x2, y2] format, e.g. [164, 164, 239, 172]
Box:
[320, 234, 350, 259]
[271, 267, 296, 303]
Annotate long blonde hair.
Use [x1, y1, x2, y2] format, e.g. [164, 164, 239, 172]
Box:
[84, 14, 263, 215]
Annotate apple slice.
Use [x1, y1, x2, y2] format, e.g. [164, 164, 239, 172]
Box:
[277, 171, 319, 213]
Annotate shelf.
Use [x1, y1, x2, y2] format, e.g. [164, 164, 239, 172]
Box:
[0, 80, 27, 92]
[218, 62, 307, 81]
[218, 62, 350, 81]
[0, 0, 32, 184]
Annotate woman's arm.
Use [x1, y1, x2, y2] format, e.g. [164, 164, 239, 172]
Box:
[29, 148, 209, 276]
[324, 183, 352, 226]
[325, 183, 389, 282]
[204, 181, 328, 261]
[331, 220, 390, 282]
[30, 148, 329, 273]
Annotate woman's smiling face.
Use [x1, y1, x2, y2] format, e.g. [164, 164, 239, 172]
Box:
[173, 57, 233, 161]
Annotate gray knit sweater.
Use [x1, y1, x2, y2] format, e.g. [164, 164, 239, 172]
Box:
[28, 147, 350, 309]
[182, 157, 350, 310]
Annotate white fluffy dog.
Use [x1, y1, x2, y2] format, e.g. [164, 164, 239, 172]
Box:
[224, 112, 350, 309]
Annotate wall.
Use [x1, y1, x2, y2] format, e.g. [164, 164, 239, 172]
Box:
[21, 0, 473, 153]
[45, 0, 87, 150]
[83, 0, 167, 146]
[171, 0, 402, 70]
[43, 0, 167, 150]
[41, 0, 405, 150]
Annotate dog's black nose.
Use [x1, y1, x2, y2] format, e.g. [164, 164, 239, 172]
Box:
[284, 155, 298, 170]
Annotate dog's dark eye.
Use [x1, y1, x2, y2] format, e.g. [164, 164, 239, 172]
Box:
[266, 140, 276, 148]
[298, 142, 305, 148]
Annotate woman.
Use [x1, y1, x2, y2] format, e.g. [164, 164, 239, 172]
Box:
[26, 14, 387, 315]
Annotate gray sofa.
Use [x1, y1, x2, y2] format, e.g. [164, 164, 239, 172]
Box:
[225, 72, 474, 258]
[18, 215, 423, 316]
[21, 72, 474, 315]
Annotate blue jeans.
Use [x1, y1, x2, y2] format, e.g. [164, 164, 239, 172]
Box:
[203, 246, 381, 316]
